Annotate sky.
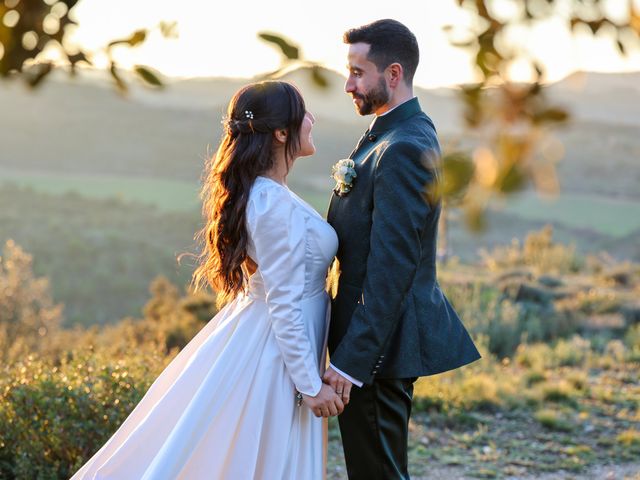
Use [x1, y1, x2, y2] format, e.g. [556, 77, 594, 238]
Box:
[54, 0, 640, 89]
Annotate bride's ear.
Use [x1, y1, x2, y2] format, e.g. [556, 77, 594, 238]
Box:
[273, 129, 288, 144]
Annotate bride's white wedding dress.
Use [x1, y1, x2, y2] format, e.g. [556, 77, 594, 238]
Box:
[71, 176, 338, 480]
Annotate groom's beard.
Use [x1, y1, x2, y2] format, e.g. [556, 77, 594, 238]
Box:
[353, 77, 389, 116]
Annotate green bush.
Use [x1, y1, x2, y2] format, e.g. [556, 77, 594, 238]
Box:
[552, 336, 591, 367]
[0, 349, 166, 479]
[0, 243, 218, 479]
[515, 343, 553, 370]
[624, 323, 640, 350]
[534, 408, 575, 432]
[0, 240, 63, 364]
[0, 234, 638, 477]
[479, 225, 583, 275]
[525, 370, 547, 386]
[444, 277, 580, 358]
[541, 381, 580, 407]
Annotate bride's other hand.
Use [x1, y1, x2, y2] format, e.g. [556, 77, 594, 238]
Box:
[302, 384, 344, 417]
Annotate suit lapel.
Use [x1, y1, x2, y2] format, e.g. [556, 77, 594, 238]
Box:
[328, 126, 372, 224]
[347, 128, 370, 160]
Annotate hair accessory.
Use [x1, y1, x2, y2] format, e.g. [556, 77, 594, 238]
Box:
[244, 110, 254, 120]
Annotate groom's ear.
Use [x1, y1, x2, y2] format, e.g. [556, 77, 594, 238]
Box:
[387, 63, 403, 88]
[273, 129, 288, 144]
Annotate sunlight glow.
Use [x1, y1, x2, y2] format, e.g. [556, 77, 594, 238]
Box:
[49, 0, 640, 88]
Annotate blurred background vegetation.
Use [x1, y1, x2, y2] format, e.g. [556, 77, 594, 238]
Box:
[1, 0, 639, 478]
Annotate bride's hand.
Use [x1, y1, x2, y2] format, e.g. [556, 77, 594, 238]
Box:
[302, 384, 344, 418]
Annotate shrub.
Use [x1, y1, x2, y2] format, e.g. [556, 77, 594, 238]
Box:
[445, 278, 580, 358]
[624, 324, 640, 359]
[616, 429, 640, 446]
[0, 240, 63, 363]
[566, 372, 588, 391]
[479, 225, 583, 275]
[515, 343, 553, 370]
[604, 340, 627, 363]
[552, 336, 591, 367]
[458, 373, 502, 411]
[541, 381, 579, 407]
[559, 289, 622, 316]
[0, 349, 166, 479]
[525, 370, 547, 386]
[534, 408, 575, 432]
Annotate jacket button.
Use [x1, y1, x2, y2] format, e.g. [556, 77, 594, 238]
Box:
[367, 134, 377, 142]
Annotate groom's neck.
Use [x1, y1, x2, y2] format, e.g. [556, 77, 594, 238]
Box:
[374, 84, 414, 116]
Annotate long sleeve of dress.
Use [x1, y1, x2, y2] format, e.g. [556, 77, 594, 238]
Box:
[246, 183, 323, 397]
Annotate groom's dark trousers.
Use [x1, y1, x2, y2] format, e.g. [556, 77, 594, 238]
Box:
[327, 98, 481, 479]
[338, 377, 417, 478]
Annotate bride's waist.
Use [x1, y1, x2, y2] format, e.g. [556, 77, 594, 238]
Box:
[245, 284, 329, 303]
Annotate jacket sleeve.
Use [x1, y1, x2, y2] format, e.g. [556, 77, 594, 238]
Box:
[329, 140, 438, 383]
[247, 184, 323, 396]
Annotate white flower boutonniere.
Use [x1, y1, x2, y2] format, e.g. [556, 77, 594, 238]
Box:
[331, 159, 357, 196]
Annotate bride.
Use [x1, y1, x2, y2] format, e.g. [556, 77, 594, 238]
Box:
[71, 80, 343, 479]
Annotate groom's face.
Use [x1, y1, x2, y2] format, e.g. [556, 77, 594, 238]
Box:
[345, 43, 390, 116]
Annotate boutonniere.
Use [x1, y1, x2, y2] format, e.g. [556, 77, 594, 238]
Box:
[331, 159, 357, 196]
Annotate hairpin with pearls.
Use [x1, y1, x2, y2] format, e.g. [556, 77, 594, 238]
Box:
[244, 110, 254, 120]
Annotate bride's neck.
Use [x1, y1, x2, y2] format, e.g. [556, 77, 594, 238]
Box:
[263, 151, 291, 186]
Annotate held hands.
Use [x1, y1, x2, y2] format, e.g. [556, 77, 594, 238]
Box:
[301, 367, 354, 418]
[302, 384, 344, 418]
[322, 367, 353, 406]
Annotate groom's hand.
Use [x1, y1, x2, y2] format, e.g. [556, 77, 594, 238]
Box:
[323, 367, 352, 405]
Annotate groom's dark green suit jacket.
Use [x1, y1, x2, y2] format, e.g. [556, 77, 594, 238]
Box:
[327, 97, 481, 384]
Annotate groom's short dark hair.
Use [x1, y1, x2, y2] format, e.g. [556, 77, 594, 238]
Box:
[344, 19, 419, 85]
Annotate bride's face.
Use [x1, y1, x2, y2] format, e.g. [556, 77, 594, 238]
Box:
[296, 111, 316, 158]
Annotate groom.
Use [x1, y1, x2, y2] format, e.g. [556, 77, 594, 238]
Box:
[324, 19, 481, 479]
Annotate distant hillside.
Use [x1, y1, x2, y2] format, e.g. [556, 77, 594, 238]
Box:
[1, 65, 639, 211]
[548, 71, 640, 128]
[1, 67, 639, 324]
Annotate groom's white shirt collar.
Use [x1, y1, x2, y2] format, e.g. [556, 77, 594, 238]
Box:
[368, 96, 417, 130]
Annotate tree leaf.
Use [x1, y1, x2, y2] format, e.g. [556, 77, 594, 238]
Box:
[25, 62, 53, 88]
[496, 165, 526, 193]
[158, 21, 178, 39]
[134, 65, 163, 87]
[533, 107, 569, 124]
[533, 62, 544, 80]
[440, 152, 475, 199]
[110, 62, 128, 93]
[258, 32, 299, 60]
[66, 51, 91, 66]
[108, 30, 147, 49]
[586, 19, 605, 34]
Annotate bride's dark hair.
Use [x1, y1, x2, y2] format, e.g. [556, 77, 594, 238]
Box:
[191, 81, 306, 305]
